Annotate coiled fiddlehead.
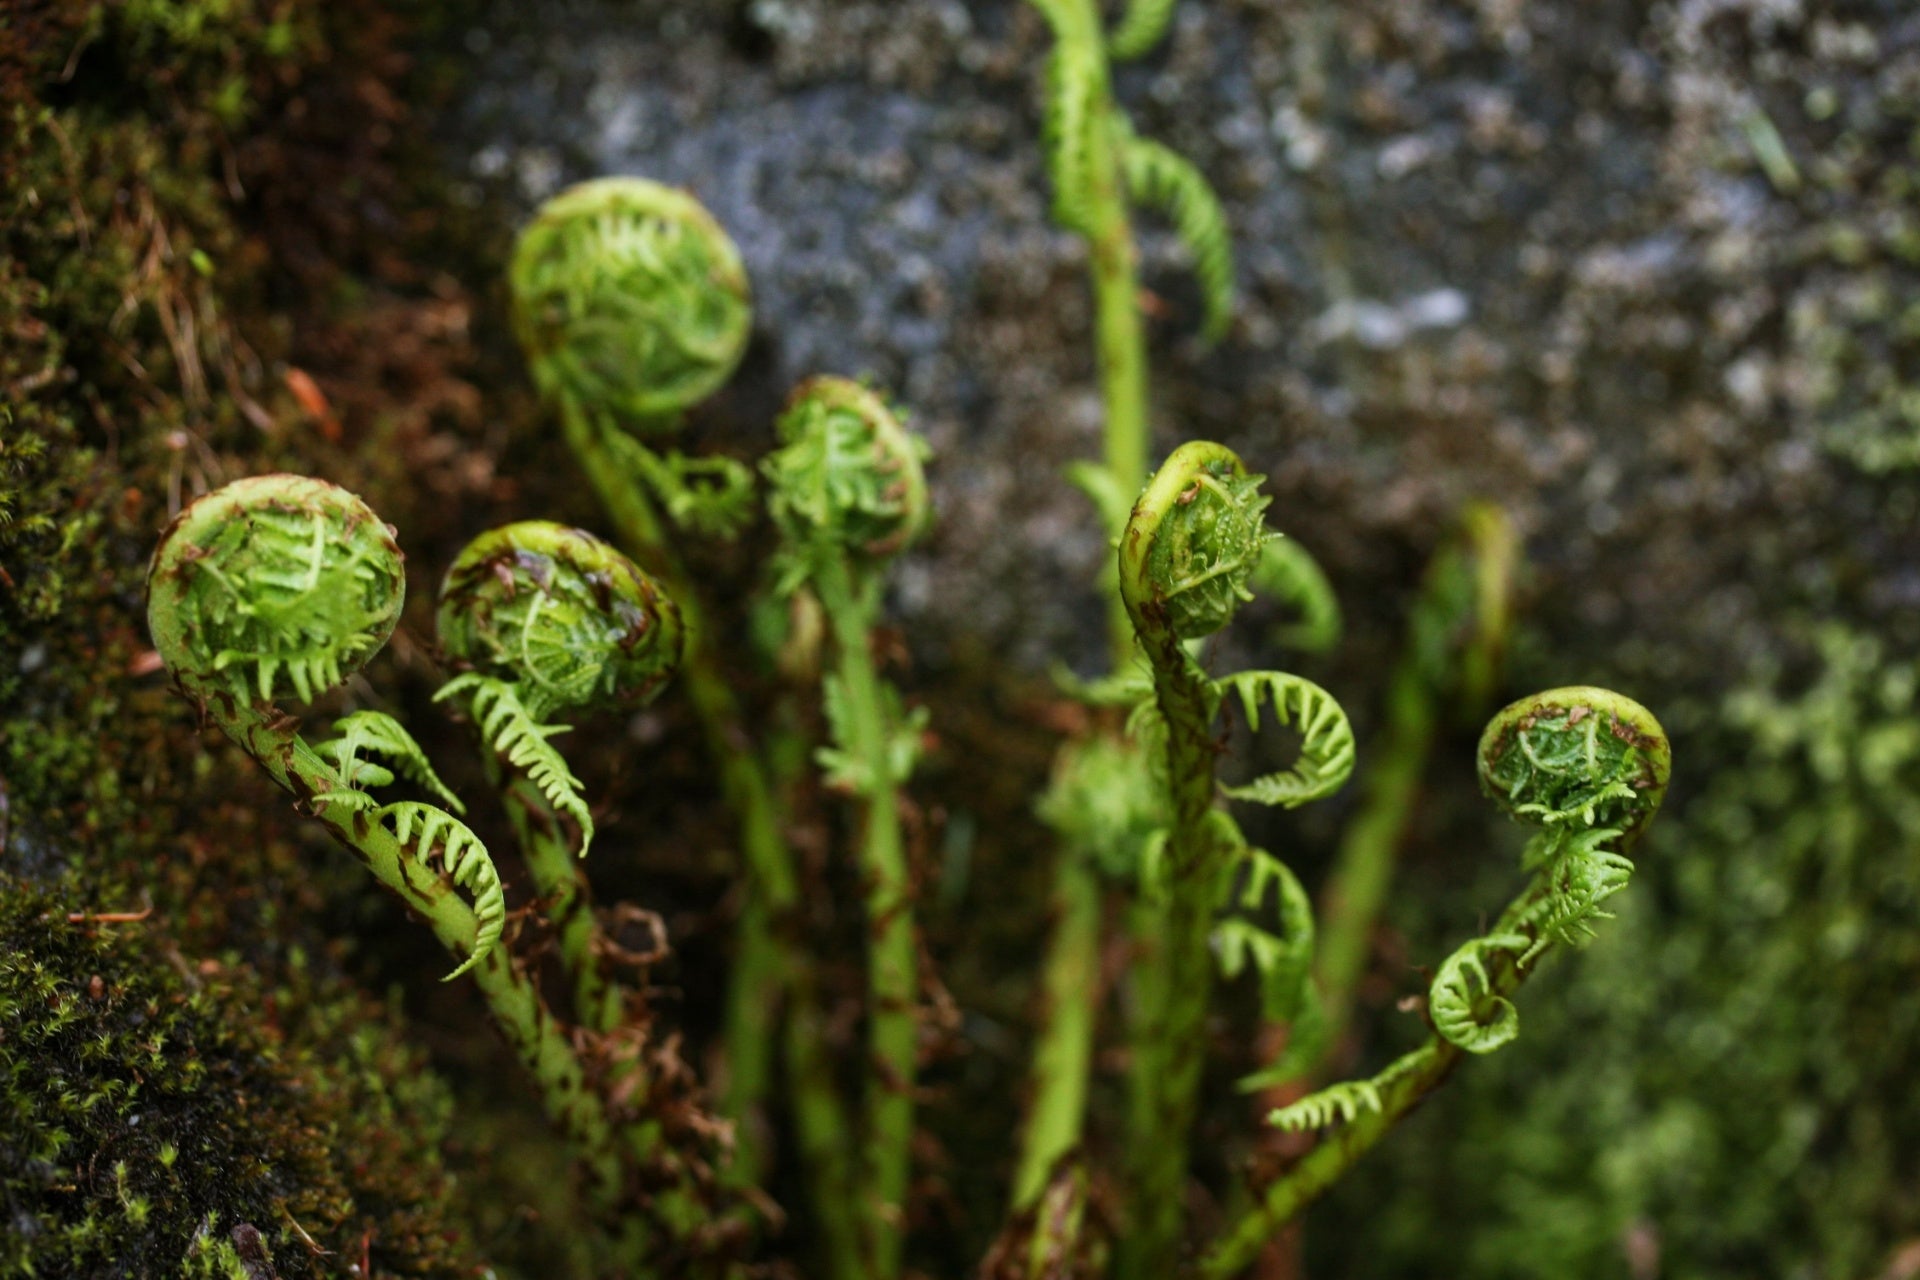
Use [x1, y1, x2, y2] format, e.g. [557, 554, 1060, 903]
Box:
[148, 473, 404, 706]
[510, 177, 751, 424]
[1121, 440, 1271, 641]
[1422, 688, 1667, 1054]
[436, 520, 684, 722]
[762, 376, 931, 591]
[147, 475, 508, 984]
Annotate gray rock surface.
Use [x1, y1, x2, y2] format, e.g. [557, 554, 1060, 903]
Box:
[450, 0, 1920, 710]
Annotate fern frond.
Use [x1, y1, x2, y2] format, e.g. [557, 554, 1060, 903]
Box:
[1108, 0, 1177, 60]
[315, 711, 463, 813]
[607, 433, 757, 540]
[1214, 670, 1357, 808]
[1043, 42, 1103, 235]
[376, 801, 506, 980]
[437, 674, 595, 856]
[817, 671, 928, 795]
[1266, 1043, 1440, 1132]
[1268, 1077, 1383, 1133]
[1252, 536, 1342, 654]
[1429, 933, 1529, 1054]
[1119, 132, 1234, 341]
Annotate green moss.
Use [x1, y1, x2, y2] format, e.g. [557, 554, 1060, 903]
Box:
[0, 876, 485, 1277]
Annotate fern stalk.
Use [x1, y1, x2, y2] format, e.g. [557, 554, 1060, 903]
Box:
[1011, 0, 1148, 1238]
[556, 393, 821, 1184]
[815, 555, 919, 1277]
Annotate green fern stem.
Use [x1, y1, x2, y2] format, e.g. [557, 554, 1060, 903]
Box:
[1114, 441, 1281, 1280]
[813, 554, 918, 1277]
[555, 394, 811, 1168]
[1314, 662, 1432, 1036]
[1199, 883, 1552, 1279]
[1011, 848, 1102, 1211]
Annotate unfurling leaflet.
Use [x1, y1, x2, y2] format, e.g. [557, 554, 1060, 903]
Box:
[509, 176, 751, 424]
[313, 710, 464, 812]
[377, 804, 508, 979]
[435, 674, 594, 855]
[1214, 670, 1358, 809]
[1108, 0, 1177, 59]
[1427, 934, 1527, 1054]
[1119, 131, 1234, 342]
[1252, 536, 1342, 654]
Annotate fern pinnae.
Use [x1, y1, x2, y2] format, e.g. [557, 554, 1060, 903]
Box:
[1119, 131, 1235, 341]
[318, 710, 464, 813]
[1215, 670, 1358, 808]
[378, 801, 506, 979]
[437, 673, 596, 856]
[1108, 0, 1178, 60]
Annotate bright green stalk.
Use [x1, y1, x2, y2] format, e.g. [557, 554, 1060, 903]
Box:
[762, 377, 932, 1279]
[497, 764, 621, 1029]
[1011, 1, 1148, 1237]
[816, 555, 918, 1277]
[1314, 657, 1433, 1033]
[1011, 850, 1102, 1207]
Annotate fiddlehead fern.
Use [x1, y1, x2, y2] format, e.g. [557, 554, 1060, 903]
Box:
[510, 176, 750, 424]
[148, 477, 646, 1218]
[1121, 440, 1271, 642]
[1202, 688, 1671, 1276]
[1116, 441, 1353, 1280]
[435, 522, 682, 1032]
[762, 376, 931, 590]
[147, 473, 404, 707]
[436, 520, 684, 722]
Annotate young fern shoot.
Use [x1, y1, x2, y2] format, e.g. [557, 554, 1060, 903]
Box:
[436, 520, 684, 1031]
[509, 176, 819, 1188]
[1115, 442, 1355, 1280]
[763, 376, 932, 1280]
[145, 475, 629, 1207]
[1201, 687, 1671, 1277]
